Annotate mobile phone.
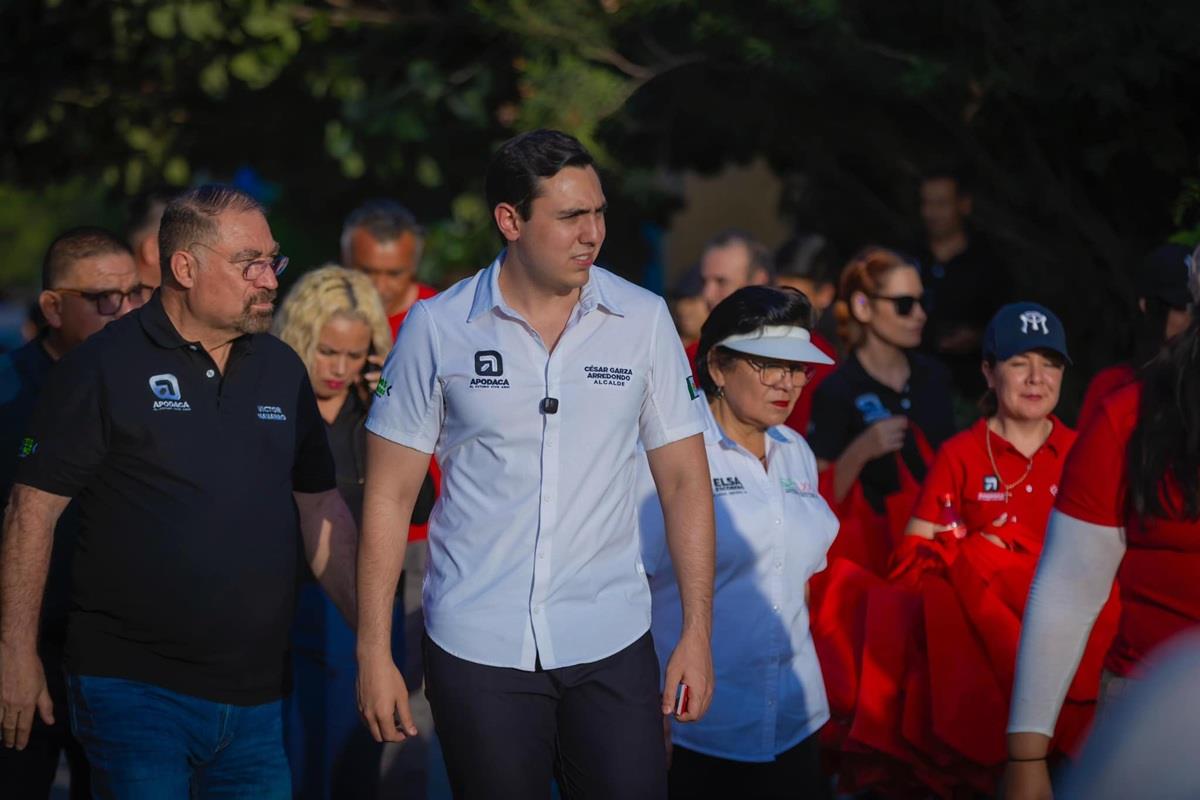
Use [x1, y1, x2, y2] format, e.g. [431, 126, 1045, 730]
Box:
[673, 682, 690, 716]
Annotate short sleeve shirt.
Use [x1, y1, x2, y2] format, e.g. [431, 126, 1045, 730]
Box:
[639, 403, 838, 760]
[911, 417, 1076, 542]
[1055, 383, 1200, 675]
[367, 253, 706, 670]
[807, 351, 957, 512]
[15, 294, 336, 704]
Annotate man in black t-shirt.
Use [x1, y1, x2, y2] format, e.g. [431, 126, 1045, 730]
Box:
[0, 185, 358, 799]
[916, 167, 1009, 407]
[0, 227, 144, 800]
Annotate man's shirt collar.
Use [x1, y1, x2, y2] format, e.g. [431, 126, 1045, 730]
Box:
[467, 250, 625, 323]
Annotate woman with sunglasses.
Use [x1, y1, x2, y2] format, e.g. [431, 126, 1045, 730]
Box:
[272, 266, 434, 800]
[806, 247, 956, 575]
[638, 286, 839, 799]
[1004, 246, 1200, 799]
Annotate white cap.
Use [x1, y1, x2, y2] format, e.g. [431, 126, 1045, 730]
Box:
[716, 325, 834, 365]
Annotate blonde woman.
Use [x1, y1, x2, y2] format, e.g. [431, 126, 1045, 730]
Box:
[273, 266, 431, 800]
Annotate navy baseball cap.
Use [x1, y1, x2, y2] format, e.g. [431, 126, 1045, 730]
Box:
[982, 302, 1071, 364]
[1137, 244, 1192, 309]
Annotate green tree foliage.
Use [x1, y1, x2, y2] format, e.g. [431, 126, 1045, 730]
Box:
[2, 0, 1198, 383]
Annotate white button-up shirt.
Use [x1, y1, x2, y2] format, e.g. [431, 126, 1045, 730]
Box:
[367, 252, 705, 670]
[639, 402, 838, 761]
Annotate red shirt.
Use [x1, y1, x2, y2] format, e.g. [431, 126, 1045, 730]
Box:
[684, 333, 838, 435]
[1056, 382, 1200, 675]
[387, 283, 439, 339]
[1076, 363, 1136, 433]
[388, 282, 440, 541]
[912, 416, 1076, 547]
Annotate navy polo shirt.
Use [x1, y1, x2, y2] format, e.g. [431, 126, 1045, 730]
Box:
[807, 351, 957, 513]
[15, 293, 335, 705]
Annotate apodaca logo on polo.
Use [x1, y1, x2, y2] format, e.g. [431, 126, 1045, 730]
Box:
[470, 350, 509, 388]
[149, 373, 191, 412]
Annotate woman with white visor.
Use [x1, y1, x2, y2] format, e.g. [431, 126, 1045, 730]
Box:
[637, 286, 839, 799]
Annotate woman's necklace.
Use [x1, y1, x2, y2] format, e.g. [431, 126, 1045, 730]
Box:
[985, 423, 1035, 501]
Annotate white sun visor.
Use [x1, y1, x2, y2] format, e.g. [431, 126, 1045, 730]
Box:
[716, 325, 835, 365]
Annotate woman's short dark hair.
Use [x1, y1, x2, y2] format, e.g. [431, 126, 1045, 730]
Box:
[485, 129, 595, 221]
[694, 286, 814, 397]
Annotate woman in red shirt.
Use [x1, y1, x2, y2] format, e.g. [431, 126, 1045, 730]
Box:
[1005, 246, 1200, 798]
[815, 303, 1116, 796]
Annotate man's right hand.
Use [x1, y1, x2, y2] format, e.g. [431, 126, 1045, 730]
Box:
[356, 651, 417, 743]
[0, 645, 54, 749]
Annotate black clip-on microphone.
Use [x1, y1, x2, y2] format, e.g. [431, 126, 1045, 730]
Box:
[540, 397, 559, 414]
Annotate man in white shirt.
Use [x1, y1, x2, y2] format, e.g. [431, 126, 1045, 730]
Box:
[355, 129, 716, 799]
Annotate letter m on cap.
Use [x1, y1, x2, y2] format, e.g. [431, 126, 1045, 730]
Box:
[475, 350, 503, 376]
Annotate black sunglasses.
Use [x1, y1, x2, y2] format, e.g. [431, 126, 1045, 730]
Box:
[869, 293, 929, 316]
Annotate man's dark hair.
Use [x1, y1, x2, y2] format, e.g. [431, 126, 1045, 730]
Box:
[341, 199, 424, 255]
[775, 232, 834, 285]
[42, 227, 133, 289]
[694, 285, 814, 396]
[485, 129, 595, 220]
[920, 162, 973, 196]
[125, 186, 177, 245]
[158, 184, 265, 281]
[702, 228, 773, 281]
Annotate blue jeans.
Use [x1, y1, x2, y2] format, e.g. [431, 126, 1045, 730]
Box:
[67, 674, 290, 800]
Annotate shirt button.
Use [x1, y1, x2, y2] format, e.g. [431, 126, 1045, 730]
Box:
[774, 519, 781, 526]
[775, 561, 783, 570]
[1025, 484, 1033, 493]
[205, 369, 215, 378]
[773, 604, 780, 613]
[546, 438, 554, 447]
[538, 550, 546, 560]
[533, 606, 542, 615]
[189, 345, 198, 351]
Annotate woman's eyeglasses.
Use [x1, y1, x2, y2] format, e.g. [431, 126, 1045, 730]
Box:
[741, 357, 814, 386]
[55, 285, 153, 315]
[869, 293, 929, 317]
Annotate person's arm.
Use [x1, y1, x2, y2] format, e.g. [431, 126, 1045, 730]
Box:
[294, 488, 358, 627]
[355, 300, 443, 743]
[645, 433, 714, 723]
[355, 435, 431, 743]
[0, 485, 69, 749]
[1003, 511, 1125, 799]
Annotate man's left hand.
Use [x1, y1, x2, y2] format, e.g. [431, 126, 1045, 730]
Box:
[661, 627, 713, 723]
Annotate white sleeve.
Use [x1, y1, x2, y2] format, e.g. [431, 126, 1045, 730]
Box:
[1007, 510, 1126, 735]
[639, 299, 705, 451]
[365, 301, 444, 454]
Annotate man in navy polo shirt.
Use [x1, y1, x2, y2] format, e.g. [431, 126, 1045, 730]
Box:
[0, 185, 358, 799]
[0, 227, 144, 799]
[356, 130, 717, 799]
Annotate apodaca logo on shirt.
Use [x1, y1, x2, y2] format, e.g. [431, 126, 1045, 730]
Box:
[149, 373, 191, 412]
[470, 350, 509, 388]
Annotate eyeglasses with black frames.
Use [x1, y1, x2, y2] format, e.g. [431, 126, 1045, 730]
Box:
[55, 285, 153, 315]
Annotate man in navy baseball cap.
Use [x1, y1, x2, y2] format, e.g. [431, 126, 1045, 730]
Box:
[982, 302, 1071, 364]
